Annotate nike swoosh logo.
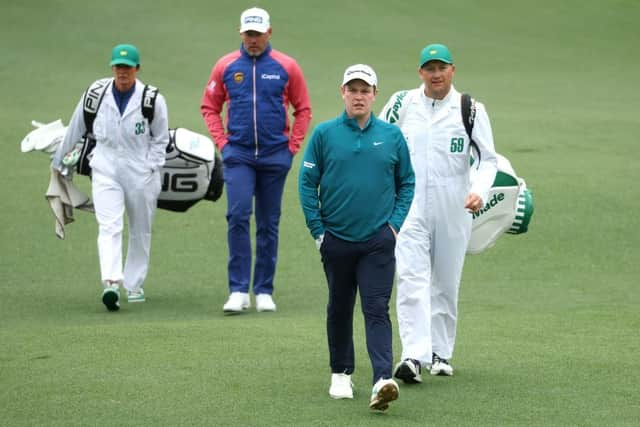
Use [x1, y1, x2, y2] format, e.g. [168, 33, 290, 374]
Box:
[373, 141, 384, 146]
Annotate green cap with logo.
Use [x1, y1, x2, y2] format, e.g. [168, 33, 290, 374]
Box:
[110, 44, 140, 67]
[419, 43, 453, 67]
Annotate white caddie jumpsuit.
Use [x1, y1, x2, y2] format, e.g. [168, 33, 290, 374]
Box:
[53, 79, 169, 292]
[380, 85, 497, 364]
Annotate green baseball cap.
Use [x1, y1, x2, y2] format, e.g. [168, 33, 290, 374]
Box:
[419, 43, 453, 67]
[110, 44, 139, 67]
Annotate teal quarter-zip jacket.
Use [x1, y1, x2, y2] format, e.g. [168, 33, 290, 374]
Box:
[298, 111, 415, 242]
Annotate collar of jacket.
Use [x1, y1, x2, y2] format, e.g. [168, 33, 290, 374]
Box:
[341, 110, 375, 131]
[239, 43, 272, 60]
[420, 84, 457, 107]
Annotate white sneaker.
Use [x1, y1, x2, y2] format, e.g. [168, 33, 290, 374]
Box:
[255, 294, 276, 312]
[127, 288, 145, 303]
[223, 292, 250, 313]
[329, 373, 353, 399]
[369, 378, 399, 412]
[430, 354, 454, 376]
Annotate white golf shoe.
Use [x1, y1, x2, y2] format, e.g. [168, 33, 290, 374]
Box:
[255, 294, 276, 312]
[369, 378, 399, 412]
[127, 288, 145, 303]
[223, 292, 250, 313]
[430, 354, 454, 376]
[329, 373, 353, 399]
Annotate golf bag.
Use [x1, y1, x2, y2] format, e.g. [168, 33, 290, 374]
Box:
[467, 154, 534, 254]
[159, 127, 224, 212]
[21, 119, 224, 212]
[75, 126, 223, 212]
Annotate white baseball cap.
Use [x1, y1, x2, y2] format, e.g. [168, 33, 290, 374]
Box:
[342, 64, 377, 87]
[239, 7, 270, 33]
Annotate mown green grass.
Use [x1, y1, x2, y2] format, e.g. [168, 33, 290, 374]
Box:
[1, 0, 639, 425]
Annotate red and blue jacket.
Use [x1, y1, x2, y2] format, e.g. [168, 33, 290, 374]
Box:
[201, 43, 312, 158]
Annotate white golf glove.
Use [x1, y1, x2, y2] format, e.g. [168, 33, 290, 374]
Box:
[315, 234, 324, 250]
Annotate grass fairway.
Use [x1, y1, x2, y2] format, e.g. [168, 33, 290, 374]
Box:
[1, 0, 639, 425]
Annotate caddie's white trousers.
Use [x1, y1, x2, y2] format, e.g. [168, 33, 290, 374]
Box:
[91, 168, 160, 291]
[395, 181, 472, 364]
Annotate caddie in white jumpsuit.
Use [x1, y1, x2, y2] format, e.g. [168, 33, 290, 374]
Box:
[379, 43, 497, 380]
[52, 44, 169, 311]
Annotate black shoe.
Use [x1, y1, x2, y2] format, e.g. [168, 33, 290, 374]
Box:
[393, 358, 423, 384]
[101, 286, 120, 312]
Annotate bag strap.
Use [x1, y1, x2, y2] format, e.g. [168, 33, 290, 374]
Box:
[461, 93, 481, 167]
[78, 79, 159, 175]
[83, 79, 159, 133]
[141, 84, 158, 124]
[82, 78, 112, 135]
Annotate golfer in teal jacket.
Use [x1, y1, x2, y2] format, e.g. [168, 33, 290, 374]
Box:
[298, 64, 414, 412]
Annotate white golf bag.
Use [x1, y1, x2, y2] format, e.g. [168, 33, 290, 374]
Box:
[159, 128, 223, 212]
[20, 120, 224, 212]
[467, 154, 534, 254]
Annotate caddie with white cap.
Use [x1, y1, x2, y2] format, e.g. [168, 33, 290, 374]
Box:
[299, 64, 415, 412]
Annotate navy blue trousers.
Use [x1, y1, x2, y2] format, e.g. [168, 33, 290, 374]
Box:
[223, 157, 290, 295]
[321, 225, 396, 385]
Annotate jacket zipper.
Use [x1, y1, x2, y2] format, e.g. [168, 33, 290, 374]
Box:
[252, 57, 258, 158]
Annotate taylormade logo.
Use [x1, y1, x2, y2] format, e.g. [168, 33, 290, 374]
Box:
[385, 91, 407, 123]
[346, 68, 373, 78]
[472, 193, 505, 219]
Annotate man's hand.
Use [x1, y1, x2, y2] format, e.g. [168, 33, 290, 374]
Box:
[464, 193, 483, 213]
[315, 234, 324, 250]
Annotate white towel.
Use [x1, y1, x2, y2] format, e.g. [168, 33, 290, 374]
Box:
[45, 167, 94, 239]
